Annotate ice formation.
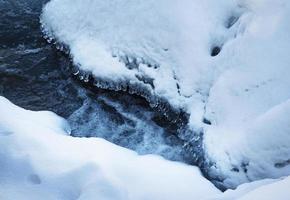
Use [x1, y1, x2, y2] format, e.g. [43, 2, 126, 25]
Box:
[41, 0, 290, 189]
[40, 0, 239, 121]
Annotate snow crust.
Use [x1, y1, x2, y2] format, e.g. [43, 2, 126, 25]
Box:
[0, 96, 219, 200]
[41, 0, 290, 188]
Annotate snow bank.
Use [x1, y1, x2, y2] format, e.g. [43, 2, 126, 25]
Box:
[205, 99, 290, 188]
[235, 176, 290, 200]
[41, 0, 290, 189]
[203, 0, 290, 188]
[1, 96, 290, 199]
[212, 176, 290, 200]
[0, 96, 220, 200]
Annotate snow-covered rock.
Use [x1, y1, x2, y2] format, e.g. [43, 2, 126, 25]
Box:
[40, 0, 239, 122]
[0, 96, 220, 200]
[41, 0, 290, 188]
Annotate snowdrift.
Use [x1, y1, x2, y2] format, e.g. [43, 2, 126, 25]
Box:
[1, 97, 290, 199]
[0, 96, 219, 200]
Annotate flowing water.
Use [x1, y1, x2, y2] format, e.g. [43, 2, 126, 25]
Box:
[0, 0, 203, 165]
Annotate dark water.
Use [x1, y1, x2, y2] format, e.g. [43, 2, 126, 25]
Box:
[0, 0, 205, 164]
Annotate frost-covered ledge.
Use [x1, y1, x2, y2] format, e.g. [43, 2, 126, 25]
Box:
[40, 0, 241, 126]
[41, 0, 290, 189]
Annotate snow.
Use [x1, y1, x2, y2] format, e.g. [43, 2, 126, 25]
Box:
[41, 0, 290, 189]
[40, 0, 238, 117]
[212, 178, 278, 200]
[0, 96, 220, 200]
[235, 176, 290, 200]
[1, 95, 290, 199]
[212, 176, 290, 200]
[203, 0, 290, 188]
